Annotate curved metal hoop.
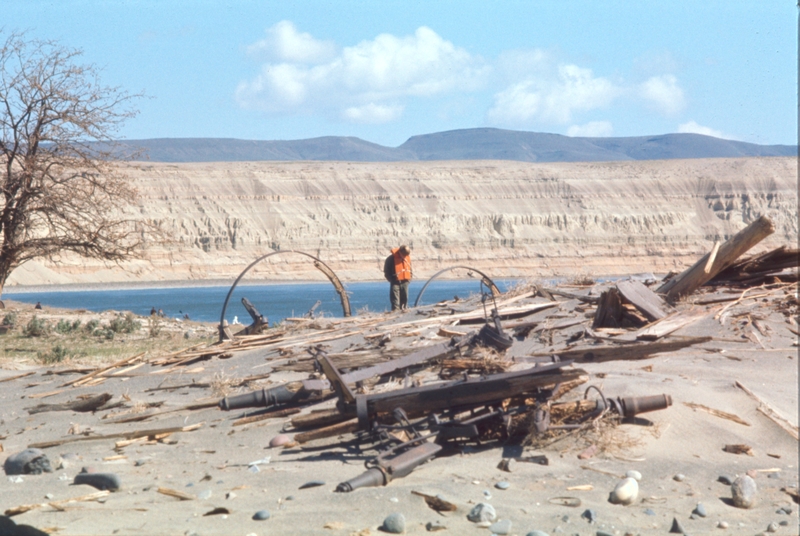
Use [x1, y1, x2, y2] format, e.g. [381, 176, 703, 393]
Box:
[413, 265, 500, 307]
[219, 250, 351, 337]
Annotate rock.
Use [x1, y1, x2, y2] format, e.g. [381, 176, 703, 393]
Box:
[731, 475, 757, 508]
[644, 508, 656, 516]
[4, 448, 53, 475]
[779, 520, 789, 526]
[717, 521, 728, 529]
[718, 475, 734, 485]
[692, 503, 707, 517]
[483, 490, 492, 499]
[489, 520, 512, 535]
[525, 531, 550, 536]
[252, 510, 270, 520]
[596, 531, 615, 536]
[225, 492, 236, 500]
[670, 517, 686, 534]
[608, 477, 639, 506]
[766, 522, 778, 533]
[197, 490, 212, 500]
[73, 471, 121, 491]
[269, 434, 292, 448]
[382, 513, 406, 534]
[581, 509, 597, 523]
[673, 473, 686, 482]
[467, 503, 496, 523]
[299, 480, 325, 489]
[625, 470, 642, 481]
[777, 506, 792, 514]
[426, 521, 446, 531]
[495, 481, 510, 490]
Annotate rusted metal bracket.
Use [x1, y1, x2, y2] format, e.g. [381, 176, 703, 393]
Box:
[218, 250, 351, 341]
[414, 265, 501, 307]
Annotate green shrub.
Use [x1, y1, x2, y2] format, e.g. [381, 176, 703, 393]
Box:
[37, 344, 69, 364]
[85, 319, 99, 333]
[24, 316, 50, 337]
[2, 312, 18, 327]
[108, 313, 141, 334]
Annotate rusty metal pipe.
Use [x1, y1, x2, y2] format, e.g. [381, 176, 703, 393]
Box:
[618, 394, 672, 418]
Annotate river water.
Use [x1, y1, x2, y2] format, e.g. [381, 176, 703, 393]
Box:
[4, 280, 518, 324]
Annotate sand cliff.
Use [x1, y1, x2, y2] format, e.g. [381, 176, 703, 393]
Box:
[7, 157, 797, 287]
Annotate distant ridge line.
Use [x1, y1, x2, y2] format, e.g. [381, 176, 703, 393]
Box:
[117, 128, 797, 163]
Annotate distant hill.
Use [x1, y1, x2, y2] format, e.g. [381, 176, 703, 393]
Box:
[119, 128, 796, 163]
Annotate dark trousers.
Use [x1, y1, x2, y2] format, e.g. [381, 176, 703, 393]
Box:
[390, 280, 409, 311]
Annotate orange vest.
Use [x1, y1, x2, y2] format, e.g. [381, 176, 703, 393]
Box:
[392, 248, 412, 282]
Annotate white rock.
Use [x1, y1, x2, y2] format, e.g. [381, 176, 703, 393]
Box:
[608, 477, 639, 505]
[625, 470, 642, 481]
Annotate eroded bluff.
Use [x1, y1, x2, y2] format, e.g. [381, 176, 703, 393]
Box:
[9, 157, 797, 286]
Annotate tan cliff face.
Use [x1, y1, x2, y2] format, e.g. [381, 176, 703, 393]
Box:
[7, 157, 797, 287]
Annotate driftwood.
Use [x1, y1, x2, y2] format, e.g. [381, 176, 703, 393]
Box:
[0, 371, 36, 383]
[157, 487, 196, 501]
[62, 353, 146, 387]
[5, 490, 110, 516]
[28, 422, 204, 449]
[683, 402, 750, 426]
[294, 418, 359, 444]
[26, 393, 113, 414]
[232, 407, 300, 426]
[657, 215, 775, 302]
[521, 336, 712, 363]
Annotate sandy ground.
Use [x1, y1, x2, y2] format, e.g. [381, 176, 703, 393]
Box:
[0, 280, 797, 536]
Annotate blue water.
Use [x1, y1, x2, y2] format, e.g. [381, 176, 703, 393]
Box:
[4, 280, 517, 325]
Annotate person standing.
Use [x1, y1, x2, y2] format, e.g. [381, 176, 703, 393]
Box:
[383, 245, 412, 311]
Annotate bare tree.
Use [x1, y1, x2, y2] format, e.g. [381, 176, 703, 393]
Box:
[0, 32, 147, 296]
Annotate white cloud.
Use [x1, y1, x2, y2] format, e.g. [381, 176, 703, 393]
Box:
[343, 103, 404, 124]
[246, 21, 337, 64]
[639, 75, 685, 115]
[487, 64, 620, 126]
[567, 121, 614, 137]
[677, 120, 733, 139]
[237, 25, 488, 123]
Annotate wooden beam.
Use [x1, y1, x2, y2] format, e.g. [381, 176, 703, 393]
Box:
[657, 215, 775, 302]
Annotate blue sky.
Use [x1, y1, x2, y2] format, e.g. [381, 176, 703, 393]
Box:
[6, 1, 797, 147]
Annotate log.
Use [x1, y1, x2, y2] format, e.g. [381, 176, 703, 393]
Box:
[62, 353, 145, 387]
[657, 215, 775, 302]
[232, 407, 301, 426]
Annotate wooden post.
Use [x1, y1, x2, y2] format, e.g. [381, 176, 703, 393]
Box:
[657, 215, 774, 302]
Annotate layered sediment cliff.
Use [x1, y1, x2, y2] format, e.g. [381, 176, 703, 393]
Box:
[8, 157, 797, 287]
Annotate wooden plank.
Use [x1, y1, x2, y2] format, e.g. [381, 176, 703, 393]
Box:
[657, 215, 775, 302]
[633, 307, 713, 341]
[735, 381, 798, 440]
[522, 336, 712, 363]
[616, 280, 671, 322]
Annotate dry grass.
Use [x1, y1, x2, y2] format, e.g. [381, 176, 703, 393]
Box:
[0, 303, 216, 366]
